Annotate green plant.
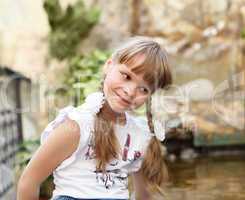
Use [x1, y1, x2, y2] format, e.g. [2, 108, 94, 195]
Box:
[15, 139, 54, 198]
[15, 139, 40, 175]
[241, 27, 245, 39]
[43, 0, 107, 104]
[44, 0, 100, 60]
[64, 49, 110, 105]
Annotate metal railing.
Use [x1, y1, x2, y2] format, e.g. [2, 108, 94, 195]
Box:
[0, 67, 25, 198]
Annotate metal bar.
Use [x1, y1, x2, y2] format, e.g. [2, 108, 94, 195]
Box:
[15, 78, 23, 142]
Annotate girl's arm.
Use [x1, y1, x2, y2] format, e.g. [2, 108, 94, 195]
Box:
[132, 170, 152, 200]
[17, 118, 80, 200]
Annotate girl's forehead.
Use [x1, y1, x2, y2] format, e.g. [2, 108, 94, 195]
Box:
[116, 52, 160, 91]
[121, 53, 146, 68]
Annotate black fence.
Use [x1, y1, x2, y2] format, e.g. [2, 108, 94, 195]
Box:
[0, 67, 27, 198]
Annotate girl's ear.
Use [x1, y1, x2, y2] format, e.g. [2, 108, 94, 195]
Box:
[107, 59, 112, 65]
[103, 59, 113, 75]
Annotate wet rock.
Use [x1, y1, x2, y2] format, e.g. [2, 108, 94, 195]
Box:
[180, 148, 198, 161]
[166, 38, 191, 54]
[177, 79, 214, 101]
[161, 145, 168, 157]
[167, 153, 177, 162]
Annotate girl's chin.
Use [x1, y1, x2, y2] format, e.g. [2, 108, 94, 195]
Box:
[111, 101, 130, 113]
[111, 104, 126, 113]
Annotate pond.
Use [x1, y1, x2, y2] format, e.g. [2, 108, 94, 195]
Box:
[165, 155, 245, 200]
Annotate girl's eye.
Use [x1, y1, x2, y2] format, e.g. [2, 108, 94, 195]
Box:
[139, 87, 149, 94]
[120, 72, 130, 80]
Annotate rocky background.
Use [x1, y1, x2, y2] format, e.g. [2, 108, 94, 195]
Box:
[0, 0, 244, 140]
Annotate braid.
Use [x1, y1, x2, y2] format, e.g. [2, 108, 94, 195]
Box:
[140, 95, 169, 196]
[146, 96, 154, 134]
[93, 76, 120, 172]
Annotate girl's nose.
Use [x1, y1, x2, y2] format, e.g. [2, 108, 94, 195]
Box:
[123, 83, 136, 99]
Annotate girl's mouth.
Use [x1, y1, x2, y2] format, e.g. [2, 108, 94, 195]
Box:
[115, 92, 131, 106]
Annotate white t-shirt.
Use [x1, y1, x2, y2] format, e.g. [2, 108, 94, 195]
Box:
[40, 95, 152, 199]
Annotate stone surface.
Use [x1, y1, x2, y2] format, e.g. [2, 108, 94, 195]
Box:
[2, 187, 16, 200]
[0, 0, 49, 79]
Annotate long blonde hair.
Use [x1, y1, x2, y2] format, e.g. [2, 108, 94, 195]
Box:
[94, 36, 172, 197]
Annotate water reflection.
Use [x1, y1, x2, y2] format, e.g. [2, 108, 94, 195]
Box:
[165, 156, 245, 200]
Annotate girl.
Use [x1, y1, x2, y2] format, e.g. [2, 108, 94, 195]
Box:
[17, 36, 172, 200]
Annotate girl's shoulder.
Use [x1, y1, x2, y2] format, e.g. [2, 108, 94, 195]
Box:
[41, 91, 105, 144]
[39, 92, 105, 170]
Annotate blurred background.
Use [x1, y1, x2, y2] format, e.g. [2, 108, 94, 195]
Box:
[0, 0, 244, 199]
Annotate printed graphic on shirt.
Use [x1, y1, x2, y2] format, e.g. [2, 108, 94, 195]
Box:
[84, 131, 142, 189]
[94, 169, 128, 189]
[122, 134, 142, 162]
[85, 133, 96, 160]
[133, 150, 141, 161]
[122, 134, 130, 161]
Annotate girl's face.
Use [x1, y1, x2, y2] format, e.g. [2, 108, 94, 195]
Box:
[103, 56, 152, 114]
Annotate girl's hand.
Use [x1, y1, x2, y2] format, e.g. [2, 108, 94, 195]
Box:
[17, 118, 80, 200]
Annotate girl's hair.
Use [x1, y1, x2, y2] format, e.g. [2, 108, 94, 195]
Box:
[94, 36, 172, 197]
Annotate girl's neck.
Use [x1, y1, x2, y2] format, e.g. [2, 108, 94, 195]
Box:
[100, 100, 126, 126]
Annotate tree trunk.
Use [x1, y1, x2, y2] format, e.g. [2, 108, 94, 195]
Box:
[130, 0, 141, 35]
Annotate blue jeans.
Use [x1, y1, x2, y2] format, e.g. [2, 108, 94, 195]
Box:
[53, 195, 128, 200]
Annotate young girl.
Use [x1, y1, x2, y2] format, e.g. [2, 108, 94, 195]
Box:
[17, 36, 172, 200]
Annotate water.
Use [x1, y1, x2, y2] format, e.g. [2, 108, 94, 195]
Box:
[165, 156, 245, 200]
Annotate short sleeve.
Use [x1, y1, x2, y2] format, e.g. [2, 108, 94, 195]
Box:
[66, 106, 94, 146]
[40, 106, 74, 145]
[40, 106, 93, 170]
